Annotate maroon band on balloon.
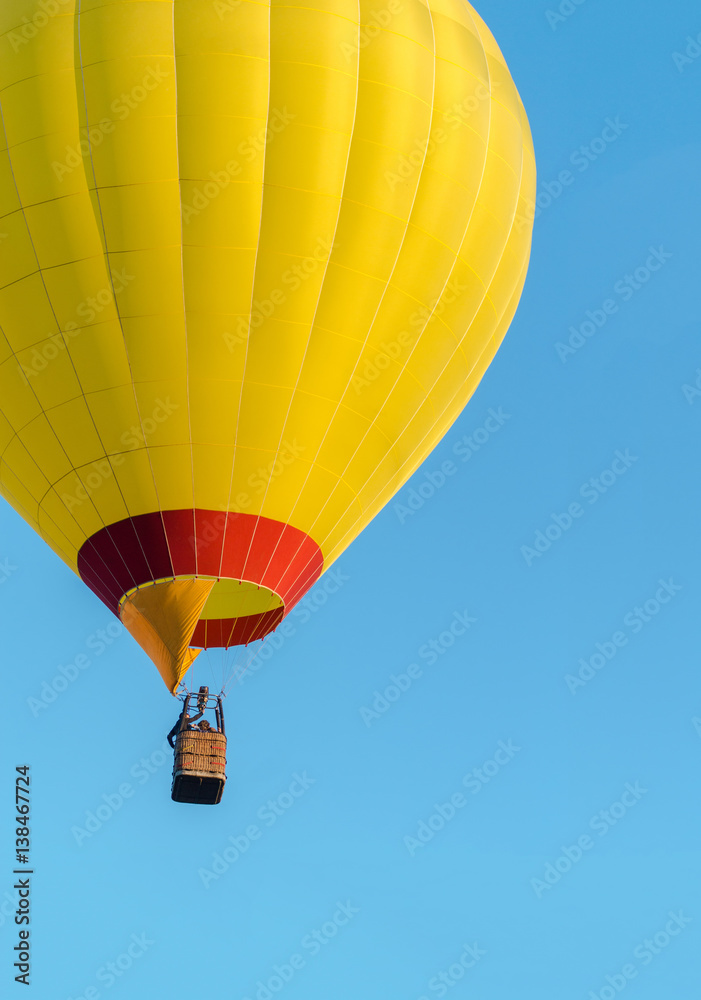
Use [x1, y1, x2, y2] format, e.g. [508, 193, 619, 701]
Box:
[77, 510, 324, 646]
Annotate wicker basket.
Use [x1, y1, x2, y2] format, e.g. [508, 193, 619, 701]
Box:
[171, 729, 227, 805]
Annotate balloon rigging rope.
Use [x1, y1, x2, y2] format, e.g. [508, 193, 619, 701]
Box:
[182, 632, 267, 698]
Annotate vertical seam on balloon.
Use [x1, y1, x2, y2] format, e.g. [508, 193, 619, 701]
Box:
[0, 434, 49, 507]
[216, 0, 273, 582]
[221, 587, 264, 648]
[0, 411, 61, 481]
[223, 594, 240, 648]
[241, 0, 363, 587]
[81, 566, 118, 613]
[259, 0, 440, 581]
[75, 0, 173, 590]
[82, 540, 131, 610]
[171, 0, 198, 576]
[0, 464, 37, 523]
[0, 49, 139, 582]
[247, 616, 271, 645]
[81, 536, 132, 610]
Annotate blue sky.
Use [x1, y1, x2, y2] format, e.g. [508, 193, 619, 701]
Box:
[3, 1, 701, 998]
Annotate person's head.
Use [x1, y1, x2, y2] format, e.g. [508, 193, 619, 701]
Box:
[199, 720, 211, 731]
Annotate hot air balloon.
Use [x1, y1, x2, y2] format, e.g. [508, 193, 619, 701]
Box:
[0, 0, 535, 802]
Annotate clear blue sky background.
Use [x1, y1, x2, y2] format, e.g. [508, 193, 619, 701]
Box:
[3, 2, 701, 998]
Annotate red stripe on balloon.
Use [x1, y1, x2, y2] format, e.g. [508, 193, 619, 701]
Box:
[190, 607, 285, 649]
[77, 510, 323, 646]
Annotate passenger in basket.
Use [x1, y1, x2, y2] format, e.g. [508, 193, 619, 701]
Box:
[167, 710, 203, 748]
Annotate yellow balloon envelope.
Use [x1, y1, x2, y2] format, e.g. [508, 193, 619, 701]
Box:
[0, 0, 535, 692]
